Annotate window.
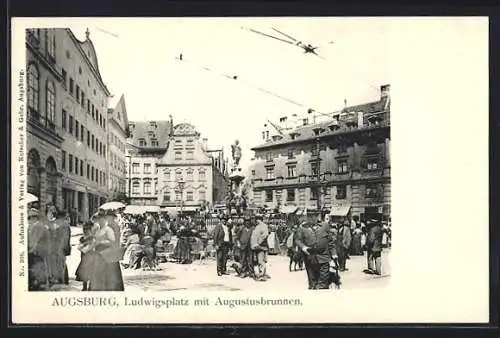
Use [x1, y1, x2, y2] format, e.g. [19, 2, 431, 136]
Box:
[68, 115, 74, 134]
[132, 181, 140, 194]
[186, 191, 194, 201]
[163, 191, 171, 201]
[74, 157, 79, 175]
[199, 170, 206, 181]
[139, 138, 147, 147]
[175, 170, 183, 181]
[367, 158, 379, 170]
[61, 109, 67, 130]
[87, 99, 90, 113]
[45, 81, 56, 124]
[80, 125, 84, 142]
[103, 145, 106, 158]
[251, 170, 256, 176]
[266, 152, 272, 161]
[336, 185, 347, 199]
[132, 163, 140, 174]
[91, 135, 95, 150]
[265, 190, 273, 202]
[365, 184, 379, 198]
[199, 190, 206, 201]
[61, 151, 66, 171]
[62, 69, 67, 89]
[144, 163, 151, 174]
[287, 188, 295, 202]
[143, 181, 151, 195]
[337, 159, 348, 173]
[80, 161, 84, 177]
[94, 169, 98, 182]
[86, 164, 90, 179]
[81, 92, 85, 108]
[46, 29, 55, 60]
[69, 78, 74, 95]
[99, 114, 102, 127]
[310, 187, 319, 200]
[27, 64, 39, 113]
[96, 110, 99, 121]
[187, 170, 194, 181]
[91, 104, 95, 118]
[75, 121, 79, 138]
[175, 192, 181, 201]
[103, 119, 106, 130]
[288, 148, 294, 158]
[68, 154, 73, 173]
[87, 131, 90, 146]
[287, 165, 296, 177]
[99, 142, 103, 156]
[164, 169, 171, 181]
[186, 151, 194, 160]
[266, 167, 274, 179]
[175, 151, 182, 160]
[311, 162, 319, 177]
[311, 145, 319, 157]
[76, 85, 80, 101]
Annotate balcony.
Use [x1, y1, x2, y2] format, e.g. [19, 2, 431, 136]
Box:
[28, 108, 60, 137]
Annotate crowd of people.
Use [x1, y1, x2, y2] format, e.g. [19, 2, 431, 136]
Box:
[27, 200, 391, 291]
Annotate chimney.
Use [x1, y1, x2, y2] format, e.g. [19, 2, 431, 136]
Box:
[380, 84, 390, 99]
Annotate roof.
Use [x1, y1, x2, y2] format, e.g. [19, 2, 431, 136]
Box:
[127, 120, 172, 149]
[252, 97, 390, 151]
[108, 94, 129, 134]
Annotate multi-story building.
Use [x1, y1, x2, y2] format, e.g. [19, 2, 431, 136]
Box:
[156, 123, 229, 215]
[125, 120, 172, 205]
[26, 28, 112, 221]
[124, 120, 229, 213]
[249, 84, 391, 221]
[107, 95, 129, 201]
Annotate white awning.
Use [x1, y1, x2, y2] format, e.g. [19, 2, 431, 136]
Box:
[330, 203, 351, 216]
[281, 205, 299, 214]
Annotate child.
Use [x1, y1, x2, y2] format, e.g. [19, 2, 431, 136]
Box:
[75, 221, 98, 291]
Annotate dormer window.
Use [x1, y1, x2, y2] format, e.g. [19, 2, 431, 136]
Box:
[151, 139, 159, 147]
[149, 121, 157, 128]
[328, 120, 340, 131]
[138, 138, 147, 147]
[312, 127, 325, 136]
[128, 123, 135, 129]
[289, 132, 300, 140]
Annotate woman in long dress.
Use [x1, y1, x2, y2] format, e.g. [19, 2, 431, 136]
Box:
[43, 208, 71, 286]
[28, 208, 49, 291]
[75, 221, 99, 290]
[88, 217, 125, 291]
[122, 226, 143, 269]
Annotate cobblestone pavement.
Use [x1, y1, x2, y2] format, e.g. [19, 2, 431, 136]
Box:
[64, 231, 391, 292]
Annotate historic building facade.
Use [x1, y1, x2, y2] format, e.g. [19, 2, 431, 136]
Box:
[125, 121, 229, 212]
[107, 95, 128, 201]
[156, 123, 229, 215]
[125, 120, 172, 205]
[249, 85, 391, 220]
[26, 28, 112, 220]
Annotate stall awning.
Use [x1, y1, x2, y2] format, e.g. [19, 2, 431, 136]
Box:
[124, 205, 145, 215]
[329, 203, 351, 216]
[281, 205, 299, 214]
[144, 205, 160, 213]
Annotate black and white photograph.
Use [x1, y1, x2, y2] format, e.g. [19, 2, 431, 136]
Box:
[10, 17, 488, 324]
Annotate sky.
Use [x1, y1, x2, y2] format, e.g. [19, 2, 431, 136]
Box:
[62, 18, 390, 170]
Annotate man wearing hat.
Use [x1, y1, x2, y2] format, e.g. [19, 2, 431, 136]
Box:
[294, 221, 318, 289]
[313, 220, 338, 289]
[213, 214, 233, 276]
[336, 219, 352, 272]
[235, 214, 255, 278]
[250, 213, 270, 281]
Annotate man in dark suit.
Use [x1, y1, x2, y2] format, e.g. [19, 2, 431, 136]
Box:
[235, 215, 254, 278]
[213, 214, 233, 276]
[336, 220, 352, 271]
[313, 221, 338, 289]
[294, 221, 318, 289]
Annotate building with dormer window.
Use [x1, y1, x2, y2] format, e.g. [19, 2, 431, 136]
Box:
[249, 84, 391, 221]
[26, 28, 112, 221]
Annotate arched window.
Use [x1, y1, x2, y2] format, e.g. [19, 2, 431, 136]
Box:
[186, 168, 194, 181]
[27, 149, 41, 197]
[46, 29, 56, 60]
[46, 81, 56, 123]
[164, 169, 171, 181]
[45, 157, 58, 205]
[27, 64, 39, 114]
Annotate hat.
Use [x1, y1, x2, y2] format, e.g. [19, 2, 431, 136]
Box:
[28, 208, 39, 218]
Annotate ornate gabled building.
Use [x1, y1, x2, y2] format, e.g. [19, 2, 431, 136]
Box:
[156, 123, 229, 215]
[107, 94, 129, 200]
[249, 84, 391, 220]
[26, 28, 112, 221]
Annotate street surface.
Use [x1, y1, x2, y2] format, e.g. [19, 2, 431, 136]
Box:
[61, 226, 391, 292]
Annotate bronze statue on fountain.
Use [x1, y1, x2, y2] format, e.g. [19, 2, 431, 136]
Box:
[225, 140, 247, 216]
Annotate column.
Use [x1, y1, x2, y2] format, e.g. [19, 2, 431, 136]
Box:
[82, 191, 89, 221]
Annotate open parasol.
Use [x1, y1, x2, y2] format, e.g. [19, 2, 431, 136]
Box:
[99, 201, 126, 210]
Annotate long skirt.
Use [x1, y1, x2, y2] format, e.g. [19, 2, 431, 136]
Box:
[75, 252, 98, 282]
[123, 244, 143, 268]
[88, 254, 125, 291]
[350, 234, 363, 255]
[28, 253, 48, 291]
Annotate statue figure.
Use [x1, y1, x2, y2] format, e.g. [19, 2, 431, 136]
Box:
[231, 140, 242, 167]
